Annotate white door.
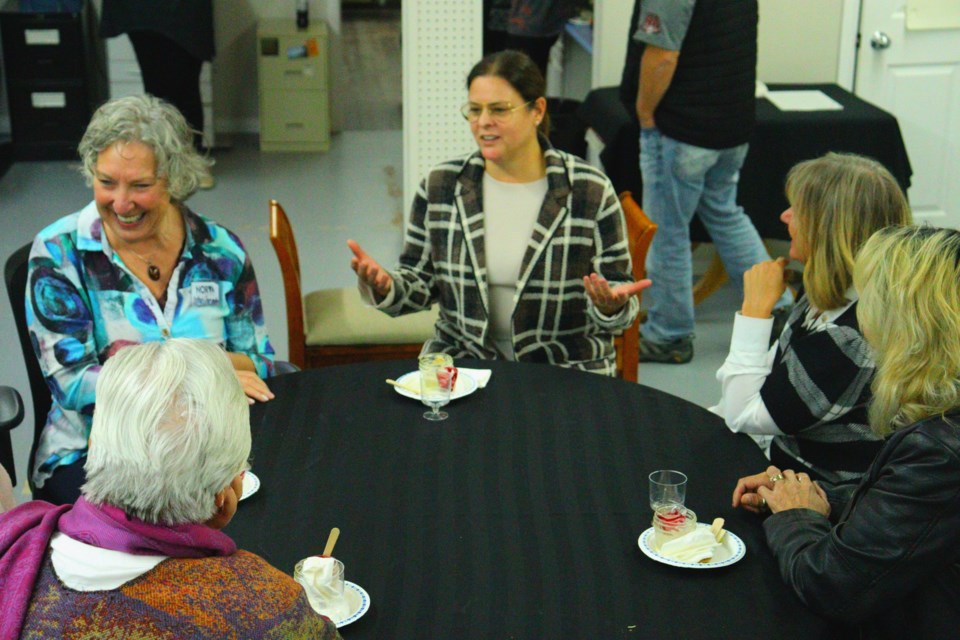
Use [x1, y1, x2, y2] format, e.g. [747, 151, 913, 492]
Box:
[855, 0, 960, 228]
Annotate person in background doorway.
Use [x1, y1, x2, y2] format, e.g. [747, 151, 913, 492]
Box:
[100, 0, 214, 188]
[485, 0, 581, 77]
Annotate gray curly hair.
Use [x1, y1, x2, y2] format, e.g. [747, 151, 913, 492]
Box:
[78, 94, 213, 202]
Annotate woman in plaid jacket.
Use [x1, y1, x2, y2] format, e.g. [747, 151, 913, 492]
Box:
[350, 51, 647, 375]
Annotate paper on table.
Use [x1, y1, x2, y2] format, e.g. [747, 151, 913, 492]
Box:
[457, 367, 492, 388]
[766, 90, 843, 112]
[659, 526, 722, 563]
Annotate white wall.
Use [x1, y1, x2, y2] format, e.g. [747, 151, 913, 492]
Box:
[757, 0, 845, 83]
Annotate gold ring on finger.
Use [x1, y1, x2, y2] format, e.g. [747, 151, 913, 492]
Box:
[770, 473, 784, 483]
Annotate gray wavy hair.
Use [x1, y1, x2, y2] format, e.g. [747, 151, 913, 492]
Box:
[82, 339, 251, 525]
[78, 94, 213, 201]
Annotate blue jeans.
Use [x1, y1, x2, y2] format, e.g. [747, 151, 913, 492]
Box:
[640, 128, 790, 342]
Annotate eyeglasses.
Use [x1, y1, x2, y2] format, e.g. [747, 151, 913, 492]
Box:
[460, 100, 534, 123]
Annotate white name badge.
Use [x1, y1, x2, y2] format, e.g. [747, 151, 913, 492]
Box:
[190, 281, 220, 306]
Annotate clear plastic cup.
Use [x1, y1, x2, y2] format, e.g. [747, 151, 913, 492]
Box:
[648, 470, 688, 510]
[294, 557, 345, 611]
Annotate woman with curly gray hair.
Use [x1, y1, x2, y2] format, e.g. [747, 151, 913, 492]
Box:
[25, 95, 276, 505]
[732, 226, 960, 639]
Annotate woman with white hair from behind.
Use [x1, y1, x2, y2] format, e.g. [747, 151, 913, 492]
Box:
[0, 339, 340, 639]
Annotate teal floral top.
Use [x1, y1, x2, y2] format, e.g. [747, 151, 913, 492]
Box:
[26, 202, 275, 487]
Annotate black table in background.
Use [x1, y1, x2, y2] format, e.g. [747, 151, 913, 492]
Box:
[232, 360, 838, 639]
[581, 83, 913, 241]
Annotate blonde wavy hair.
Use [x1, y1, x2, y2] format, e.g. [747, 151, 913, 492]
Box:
[786, 153, 911, 310]
[854, 226, 960, 436]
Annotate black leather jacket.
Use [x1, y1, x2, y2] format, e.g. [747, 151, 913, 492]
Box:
[764, 412, 960, 639]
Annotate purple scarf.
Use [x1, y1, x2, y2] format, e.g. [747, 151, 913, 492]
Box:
[0, 497, 236, 640]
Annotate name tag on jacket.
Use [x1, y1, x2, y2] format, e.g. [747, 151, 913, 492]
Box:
[190, 281, 220, 306]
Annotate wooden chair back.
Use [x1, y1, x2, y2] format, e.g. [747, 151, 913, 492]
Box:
[269, 199, 307, 368]
[269, 199, 432, 369]
[615, 191, 657, 382]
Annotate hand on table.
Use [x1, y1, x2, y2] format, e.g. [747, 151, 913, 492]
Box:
[236, 370, 275, 404]
[733, 465, 830, 517]
[348, 239, 393, 299]
[741, 257, 788, 319]
[583, 273, 652, 316]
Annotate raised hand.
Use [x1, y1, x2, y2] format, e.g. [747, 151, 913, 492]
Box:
[741, 257, 788, 319]
[348, 239, 393, 298]
[582, 273, 652, 316]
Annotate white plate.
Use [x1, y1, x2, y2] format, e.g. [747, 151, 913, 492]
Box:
[335, 581, 371, 628]
[393, 370, 478, 401]
[240, 471, 260, 501]
[638, 524, 745, 569]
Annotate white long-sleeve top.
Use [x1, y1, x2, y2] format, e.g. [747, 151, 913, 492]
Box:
[710, 291, 858, 436]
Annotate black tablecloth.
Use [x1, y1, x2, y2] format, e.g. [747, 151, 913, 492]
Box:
[581, 84, 913, 241]
[232, 360, 837, 639]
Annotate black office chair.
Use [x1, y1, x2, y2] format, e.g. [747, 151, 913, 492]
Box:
[4, 242, 50, 495]
[0, 385, 24, 486]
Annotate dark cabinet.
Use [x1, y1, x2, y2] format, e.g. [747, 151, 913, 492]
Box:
[0, 0, 106, 159]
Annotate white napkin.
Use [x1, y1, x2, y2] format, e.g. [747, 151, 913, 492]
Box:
[659, 526, 722, 563]
[296, 557, 352, 622]
[458, 367, 492, 388]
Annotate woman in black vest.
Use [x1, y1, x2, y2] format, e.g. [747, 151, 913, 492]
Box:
[712, 153, 911, 486]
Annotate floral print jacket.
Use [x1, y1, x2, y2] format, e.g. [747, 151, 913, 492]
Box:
[26, 202, 274, 486]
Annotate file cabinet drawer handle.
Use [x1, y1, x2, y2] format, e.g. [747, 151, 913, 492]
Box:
[31, 92, 67, 109]
[25, 29, 61, 46]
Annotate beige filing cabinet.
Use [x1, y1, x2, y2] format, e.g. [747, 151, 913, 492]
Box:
[257, 19, 330, 152]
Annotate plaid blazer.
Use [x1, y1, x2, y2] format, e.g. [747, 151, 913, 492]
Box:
[383, 143, 639, 375]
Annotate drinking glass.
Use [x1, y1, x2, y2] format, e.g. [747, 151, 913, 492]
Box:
[419, 353, 455, 421]
[648, 469, 688, 510]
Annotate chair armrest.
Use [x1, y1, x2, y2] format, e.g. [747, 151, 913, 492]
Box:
[273, 360, 302, 375]
[0, 386, 24, 432]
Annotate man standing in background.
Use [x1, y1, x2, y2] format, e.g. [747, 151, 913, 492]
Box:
[484, 0, 580, 77]
[622, 0, 790, 364]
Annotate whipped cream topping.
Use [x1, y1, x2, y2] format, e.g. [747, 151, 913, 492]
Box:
[658, 525, 722, 563]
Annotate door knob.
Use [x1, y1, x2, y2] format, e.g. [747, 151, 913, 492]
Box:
[870, 31, 891, 50]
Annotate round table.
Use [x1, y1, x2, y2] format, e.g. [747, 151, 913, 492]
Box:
[231, 359, 834, 638]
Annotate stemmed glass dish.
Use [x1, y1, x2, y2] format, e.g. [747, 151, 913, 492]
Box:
[419, 353, 456, 421]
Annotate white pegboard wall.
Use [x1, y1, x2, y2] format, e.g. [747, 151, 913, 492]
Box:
[402, 1, 482, 214]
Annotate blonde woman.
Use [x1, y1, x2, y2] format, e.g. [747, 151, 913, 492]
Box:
[732, 226, 960, 639]
[711, 153, 911, 485]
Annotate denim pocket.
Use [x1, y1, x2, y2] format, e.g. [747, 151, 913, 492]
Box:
[672, 142, 719, 182]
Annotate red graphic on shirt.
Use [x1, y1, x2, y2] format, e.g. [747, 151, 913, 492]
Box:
[642, 14, 662, 35]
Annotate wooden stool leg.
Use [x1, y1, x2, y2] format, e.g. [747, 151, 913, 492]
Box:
[693, 253, 729, 305]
